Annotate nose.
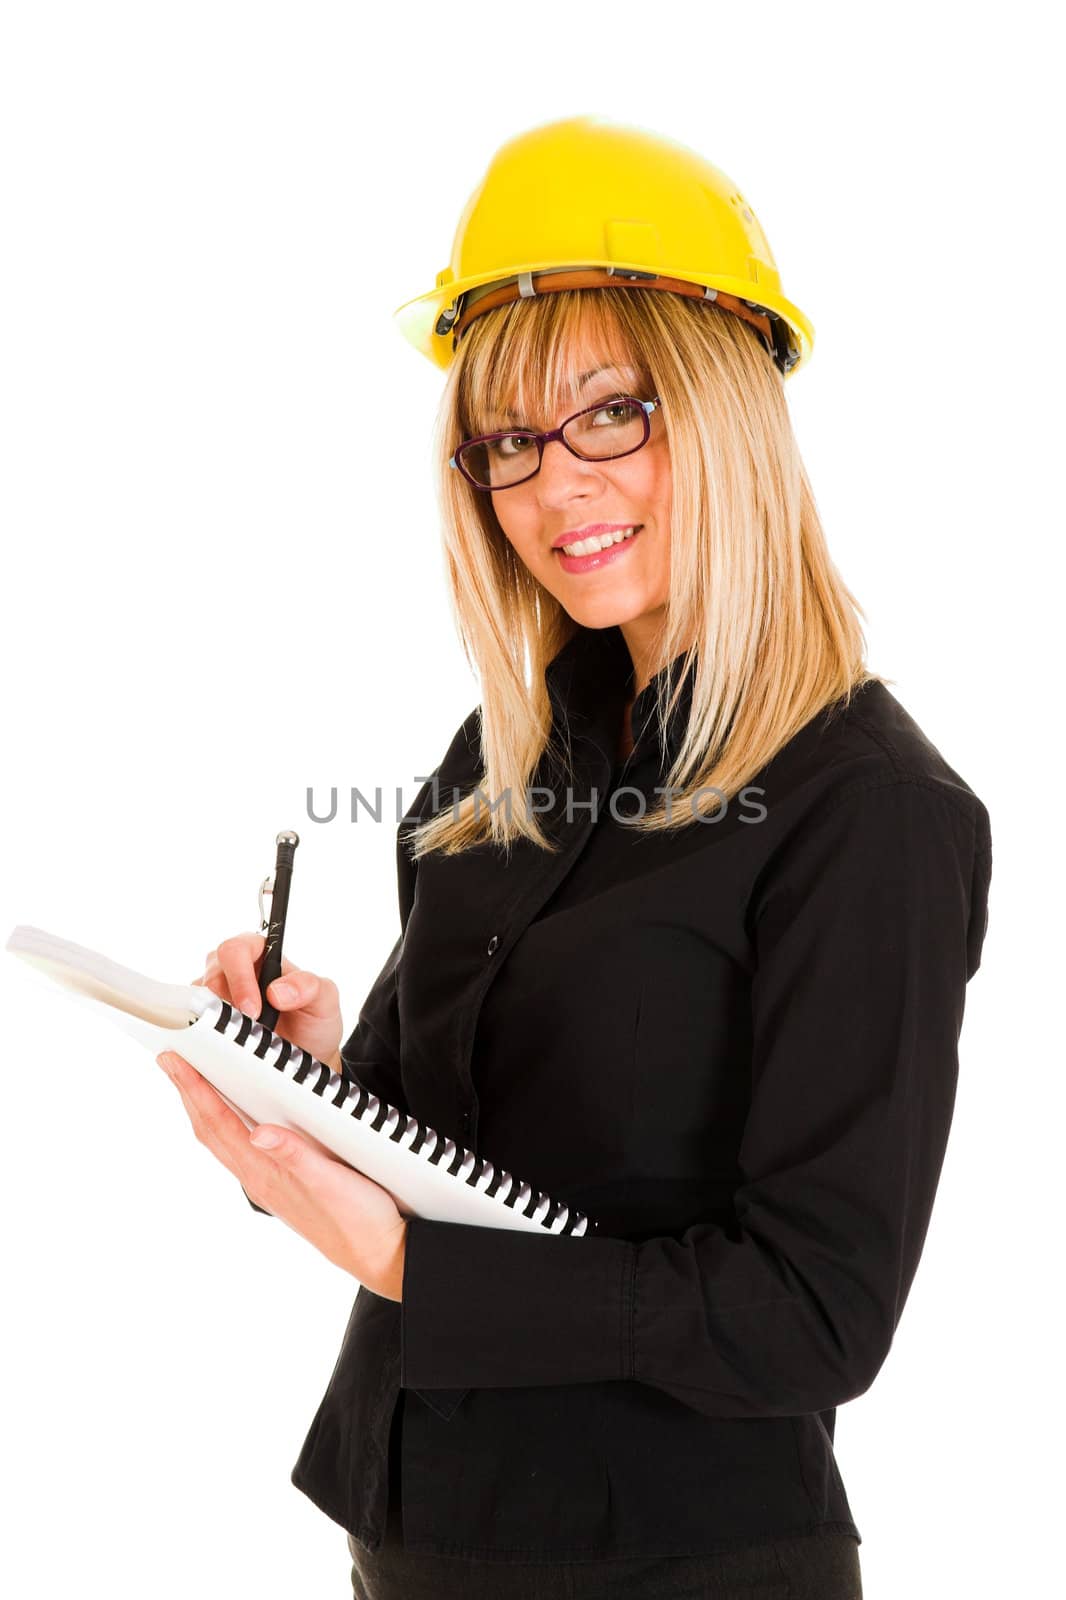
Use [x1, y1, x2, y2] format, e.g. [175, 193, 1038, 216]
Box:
[533, 436, 607, 509]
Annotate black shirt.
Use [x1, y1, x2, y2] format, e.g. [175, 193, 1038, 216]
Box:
[287, 623, 993, 1561]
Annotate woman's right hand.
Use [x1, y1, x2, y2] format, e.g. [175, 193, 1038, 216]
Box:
[192, 933, 344, 1068]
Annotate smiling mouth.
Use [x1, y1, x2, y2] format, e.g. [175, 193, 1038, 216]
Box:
[556, 525, 641, 557]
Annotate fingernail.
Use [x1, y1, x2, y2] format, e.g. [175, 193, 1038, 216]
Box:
[157, 1052, 175, 1075]
[272, 982, 295, 1004]
[243, 994, 260, 1018]
[250, 1128, 281, 1149]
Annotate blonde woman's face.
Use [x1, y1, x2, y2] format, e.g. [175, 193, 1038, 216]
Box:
[488, 355, 672, 635]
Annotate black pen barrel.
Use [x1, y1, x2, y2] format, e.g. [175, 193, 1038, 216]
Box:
[257, 831, 299, 1028]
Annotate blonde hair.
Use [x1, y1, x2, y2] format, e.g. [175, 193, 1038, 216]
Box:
[408, 287, 890, 860]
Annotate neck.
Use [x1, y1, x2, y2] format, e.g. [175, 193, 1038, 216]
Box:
[619, 614, 691, 699]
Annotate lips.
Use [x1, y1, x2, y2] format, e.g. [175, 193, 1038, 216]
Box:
[552, 523, 639, 551]
[555, 525, 644, 574]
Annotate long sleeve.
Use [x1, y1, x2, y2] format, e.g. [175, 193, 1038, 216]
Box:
[400, 776, 993, 1419]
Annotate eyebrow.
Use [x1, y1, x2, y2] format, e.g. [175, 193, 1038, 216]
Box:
[494, 365, 637, 426]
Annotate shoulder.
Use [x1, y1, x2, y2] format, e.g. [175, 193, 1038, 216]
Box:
[747, 682, 992, 978]
[757, 679, 990, 849]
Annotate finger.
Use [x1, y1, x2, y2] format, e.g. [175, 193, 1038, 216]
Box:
[208, 932, 297, 976]
[190, 970, 266, 994]
[215, 935, 300, 1019]
[201, 937, 297, 986]
[198, 961, 236, 1008]
[158, 1052, 326, 1211]
[266, 971, 340, 1020]
[157, 1052, 258, 1175]
[240, 1123, 333, 1215]
[215, 934, 270, 1019]
[248, 1125, 287, 1151]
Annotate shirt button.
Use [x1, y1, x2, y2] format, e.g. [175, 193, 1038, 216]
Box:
[486, 934, 499, 956]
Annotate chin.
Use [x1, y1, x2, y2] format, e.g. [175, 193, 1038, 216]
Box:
[564, 594, 649, 630]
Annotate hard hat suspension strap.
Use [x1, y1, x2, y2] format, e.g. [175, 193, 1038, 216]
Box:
[436, 267, 796, 374]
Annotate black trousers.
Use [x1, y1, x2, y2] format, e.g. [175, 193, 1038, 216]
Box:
[346, 1397, 863, 1599]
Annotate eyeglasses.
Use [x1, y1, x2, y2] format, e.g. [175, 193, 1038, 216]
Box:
[449, 395, 662, 492]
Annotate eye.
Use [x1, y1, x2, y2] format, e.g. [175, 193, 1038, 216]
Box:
[589, 399, 638, 427]
[489, 433, 537, 458]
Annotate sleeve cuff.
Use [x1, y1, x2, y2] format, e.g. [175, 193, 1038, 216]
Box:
[400, 1215, 637, 1391]
[242, 1185, 272, 1216]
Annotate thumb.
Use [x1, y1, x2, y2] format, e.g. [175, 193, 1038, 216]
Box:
[249, 1126, 285, 1151]
[249, 1122, 333, 1167]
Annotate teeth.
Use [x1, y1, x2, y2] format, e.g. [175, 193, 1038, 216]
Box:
[560, 526, 639, 557]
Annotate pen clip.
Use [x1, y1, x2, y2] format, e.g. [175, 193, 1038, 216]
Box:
[258, 873, 274, 935]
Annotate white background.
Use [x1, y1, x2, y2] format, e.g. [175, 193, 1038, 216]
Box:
[1, 4, 1058, 1595]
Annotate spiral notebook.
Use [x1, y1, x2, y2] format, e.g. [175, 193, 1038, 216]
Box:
[4, 924, 596, 1237]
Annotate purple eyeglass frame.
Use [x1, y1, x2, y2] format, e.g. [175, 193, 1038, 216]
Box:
[449, 395, 662, 492]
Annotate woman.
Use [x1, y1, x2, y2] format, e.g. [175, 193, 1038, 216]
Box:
[157, 117, 992, 1598]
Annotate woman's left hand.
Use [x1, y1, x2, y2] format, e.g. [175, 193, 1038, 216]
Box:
[155, 1051, 407, 1301]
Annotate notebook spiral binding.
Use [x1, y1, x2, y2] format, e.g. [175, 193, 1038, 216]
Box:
[204, 996, 596, 1237]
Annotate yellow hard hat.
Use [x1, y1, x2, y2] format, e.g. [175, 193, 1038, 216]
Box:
[392, 115, 814, 378]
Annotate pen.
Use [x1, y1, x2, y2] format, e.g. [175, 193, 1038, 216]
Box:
[256, 830, 299, 1030]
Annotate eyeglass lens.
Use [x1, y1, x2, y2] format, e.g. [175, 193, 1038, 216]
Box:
[459, 398, 649, 489]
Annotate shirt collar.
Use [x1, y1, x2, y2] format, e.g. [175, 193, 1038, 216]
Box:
[545, 625, 696, 772]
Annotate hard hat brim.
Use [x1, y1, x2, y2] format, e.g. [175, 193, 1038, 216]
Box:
[393, 259, 815, 376]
